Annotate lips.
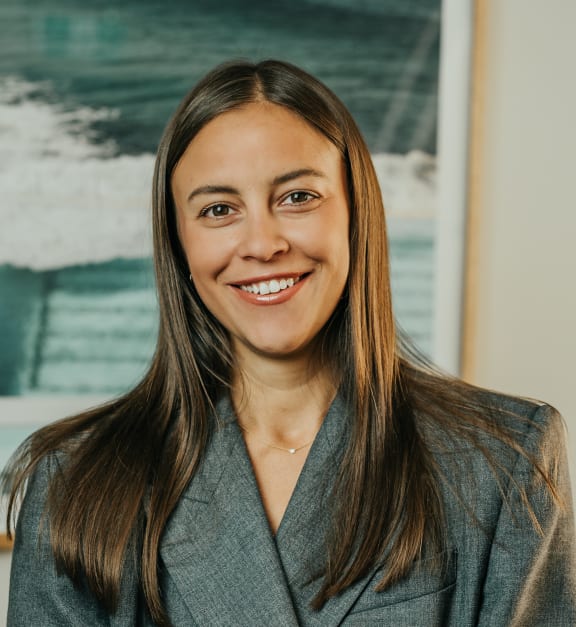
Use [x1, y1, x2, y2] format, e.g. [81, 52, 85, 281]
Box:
[238, 276, 301, 295]
[230, 272, 309, 304]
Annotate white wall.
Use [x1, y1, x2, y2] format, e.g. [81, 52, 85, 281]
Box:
[464, 0, 576, 489]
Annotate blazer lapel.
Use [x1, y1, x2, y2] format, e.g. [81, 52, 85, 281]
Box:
[274, 393, 388, 626]
[160, 397, 299, 626]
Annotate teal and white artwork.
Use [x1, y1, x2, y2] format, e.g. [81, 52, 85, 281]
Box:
[0, 0, 440, 397]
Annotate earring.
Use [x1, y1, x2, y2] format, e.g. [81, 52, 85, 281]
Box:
[189, 274, 192, 282]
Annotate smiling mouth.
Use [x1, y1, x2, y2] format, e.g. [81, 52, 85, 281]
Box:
[235, 274, 307, 296]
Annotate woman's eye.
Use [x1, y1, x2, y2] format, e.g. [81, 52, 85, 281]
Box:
[284, 191, 316, 205]
[201, 204, 232, 218]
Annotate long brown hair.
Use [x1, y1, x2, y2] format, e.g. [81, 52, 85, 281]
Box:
[3, 60, 562, 625]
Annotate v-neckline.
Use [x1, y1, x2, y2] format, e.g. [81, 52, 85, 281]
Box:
[159, 392, 354, 626]
[229, 392, 348, 541]
[233, 417, 322, 538]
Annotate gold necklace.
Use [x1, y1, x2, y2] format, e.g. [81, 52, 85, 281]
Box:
[238, 424, 315, 454]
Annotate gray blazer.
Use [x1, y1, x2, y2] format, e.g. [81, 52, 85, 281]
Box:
[8, 393, 576, 626]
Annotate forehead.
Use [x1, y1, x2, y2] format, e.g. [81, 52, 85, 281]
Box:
[172, 101, 343, 187]
[193, 100, 329, 146]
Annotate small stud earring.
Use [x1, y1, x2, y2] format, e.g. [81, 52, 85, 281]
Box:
[189, 274, 192, 282]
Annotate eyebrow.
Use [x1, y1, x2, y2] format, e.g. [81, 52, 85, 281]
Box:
[186, 168, 326, 203]
[187, 185, 238, 203]
[272, 168, 326, 186]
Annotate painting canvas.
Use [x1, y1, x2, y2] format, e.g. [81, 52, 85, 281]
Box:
[0, 0, 444, 487]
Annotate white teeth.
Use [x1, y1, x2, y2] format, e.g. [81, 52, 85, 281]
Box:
[239, 276, 301, 295]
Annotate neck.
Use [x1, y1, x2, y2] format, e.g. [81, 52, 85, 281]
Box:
[231, 347, 337, 443]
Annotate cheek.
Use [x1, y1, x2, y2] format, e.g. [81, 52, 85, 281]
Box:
[294, 206, 349, 254]
[180, 226, 226, 281]
[322, 218, 350, 271]
[300, 231, 350, 288]
[330, 228, 351, 288]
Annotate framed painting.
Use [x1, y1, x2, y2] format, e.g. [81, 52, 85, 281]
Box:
[0, 0, 473, 537]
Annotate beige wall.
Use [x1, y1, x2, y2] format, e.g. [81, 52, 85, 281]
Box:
[463, 0, 576, 488]
[0, 552, 10, 626]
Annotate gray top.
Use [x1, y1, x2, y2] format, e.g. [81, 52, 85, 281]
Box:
[8, 392, 576, 626]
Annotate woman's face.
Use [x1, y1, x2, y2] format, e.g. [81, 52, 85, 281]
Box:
[172, 101, 350, 362]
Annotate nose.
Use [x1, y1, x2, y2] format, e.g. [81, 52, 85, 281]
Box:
[236, 211, 290, 261]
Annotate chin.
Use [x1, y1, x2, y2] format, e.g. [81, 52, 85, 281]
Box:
[242, 337, 315, 360]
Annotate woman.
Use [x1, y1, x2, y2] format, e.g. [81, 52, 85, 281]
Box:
[5, 60, 575, 626]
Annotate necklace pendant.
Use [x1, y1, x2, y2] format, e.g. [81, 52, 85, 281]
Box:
[288, 448, 296, 454]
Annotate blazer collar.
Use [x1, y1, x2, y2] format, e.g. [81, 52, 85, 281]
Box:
[159, 395, 298, 625]
[160, 392, 377, 625]
[273, 393, 380, 625]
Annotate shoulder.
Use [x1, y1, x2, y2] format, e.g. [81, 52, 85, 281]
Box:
[471, 387, 560, 426]
[9, 451, 143, 626]
[465, 390, 565, 470]
[16, 452, 61, 532]
[472, 389, 564, 451]
[416, 380, 564, 458]
[414, 382, 569, 518]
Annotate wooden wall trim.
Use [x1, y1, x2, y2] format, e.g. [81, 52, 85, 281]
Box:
[461, 0, 488, 382]
[0, 534, 13, 551]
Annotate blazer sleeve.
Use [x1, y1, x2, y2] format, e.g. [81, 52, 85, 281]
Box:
[477, 404, 576, 627]
[7, 454, 140, 626]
